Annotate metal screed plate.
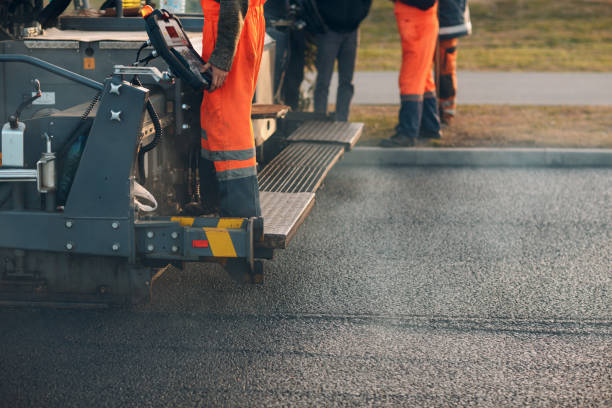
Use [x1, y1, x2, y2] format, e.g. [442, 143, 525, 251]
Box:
[258, 142, 345, 194]
[259, 191, 315, 249]
[287, 120, 364, 150]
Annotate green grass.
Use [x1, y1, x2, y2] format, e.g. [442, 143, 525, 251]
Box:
[349, 104, 612, 148]
[357, 0, 612, 71]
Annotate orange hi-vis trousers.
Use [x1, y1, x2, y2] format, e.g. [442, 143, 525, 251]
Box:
[438, 37, 459, 119]
[395, 1, 438, 102]
[394, 1, 440, 138]
[200, 0, 265, 182]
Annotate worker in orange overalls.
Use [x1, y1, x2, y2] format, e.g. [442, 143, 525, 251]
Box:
[199, 0, 266, 217]
[380, 0, 440, 147]
[438, 0, 471, 125]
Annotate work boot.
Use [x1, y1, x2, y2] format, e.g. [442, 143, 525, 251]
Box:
[419, 129, 442, 140]
[379, 133, 415, 148]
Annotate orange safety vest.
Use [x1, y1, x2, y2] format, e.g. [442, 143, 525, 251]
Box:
[199, 0, 266, 181]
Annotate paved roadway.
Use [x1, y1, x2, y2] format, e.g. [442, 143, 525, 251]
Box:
[1, 165, 611, 407]
[309, 71, 612, 106]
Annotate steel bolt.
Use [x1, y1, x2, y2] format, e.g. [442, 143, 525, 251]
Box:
[112, 243, 120, 251]
[146, 231, 154, 239]
[65, 220, 73, 229]
[147, 244, 154, 252]
[181, 104, 190, 110]
[171, 245, 178, 253]
[171, 232, 178, 239]
[181, 123, 190, 130]
[111, 221, 120, 229]
[66, 242, 74, 250]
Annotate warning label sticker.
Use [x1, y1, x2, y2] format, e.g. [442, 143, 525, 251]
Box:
[32, 92, 56, 105]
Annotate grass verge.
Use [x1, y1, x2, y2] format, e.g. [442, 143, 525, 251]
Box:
[357, 0, 612, 72]
[350, 105, 612, 148]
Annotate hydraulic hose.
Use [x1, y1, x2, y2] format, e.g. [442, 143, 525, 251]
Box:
[10, 79, 41, 128]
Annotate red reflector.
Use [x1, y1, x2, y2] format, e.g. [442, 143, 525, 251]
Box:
[192, 240, 209, 248]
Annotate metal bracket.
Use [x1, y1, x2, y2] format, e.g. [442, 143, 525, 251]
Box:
[0, 169, 37, 182]
[113, 65, 173, 83]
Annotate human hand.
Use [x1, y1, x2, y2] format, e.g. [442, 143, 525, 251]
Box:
[203, 62, 229, 92]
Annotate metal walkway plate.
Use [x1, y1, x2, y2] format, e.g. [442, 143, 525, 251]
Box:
[260, 191, 315, 249]
[258, 142, 345, 193]
[286, 120, 364, 150]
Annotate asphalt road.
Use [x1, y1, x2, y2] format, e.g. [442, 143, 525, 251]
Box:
[1, 166, 611, 407]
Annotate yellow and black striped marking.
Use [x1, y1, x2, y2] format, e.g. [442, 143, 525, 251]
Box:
[170, 217, 247, 259]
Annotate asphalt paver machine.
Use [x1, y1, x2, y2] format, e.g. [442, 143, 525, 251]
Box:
[0, 0, 363, 306]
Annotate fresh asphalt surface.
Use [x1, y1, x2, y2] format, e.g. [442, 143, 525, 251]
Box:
[1, 165, 611, 406]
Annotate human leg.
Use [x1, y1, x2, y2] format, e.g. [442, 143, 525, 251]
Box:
[420, 65, 441, 138]
[438, 37, 458, 124]
[199, 1, 264, 217]
[334, 29, 358, 121]
[283, 28, 306, 110]
[380, 3, 438, 147]
[313, 31, 342, 116]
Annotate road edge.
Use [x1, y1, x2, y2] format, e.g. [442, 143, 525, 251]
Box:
[340, 147, 612, 167]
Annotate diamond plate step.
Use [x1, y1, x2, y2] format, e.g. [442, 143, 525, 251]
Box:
[286, 120, 364, 150]
[258, 142, 345, 193]
[260, 191, 315, 249]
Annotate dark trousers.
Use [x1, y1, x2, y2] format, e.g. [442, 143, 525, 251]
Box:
[397, 95, 440, 138]
[283, 29, 306, 110]
[200, 158, 261, 218]
[314, 29, 358, 122]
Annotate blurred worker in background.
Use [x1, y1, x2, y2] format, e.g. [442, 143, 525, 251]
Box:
[264, 0, 306, 110]
[437, 0, 471, 126]
[199, 0, 266, 217]
[380, 0, 440, 147]
[313, 0, 372, 121]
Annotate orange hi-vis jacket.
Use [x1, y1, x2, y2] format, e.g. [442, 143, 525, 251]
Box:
[395, 1, 438, 101]
[199, 0, 266, 182]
